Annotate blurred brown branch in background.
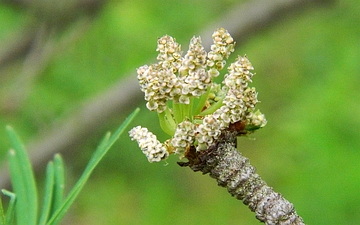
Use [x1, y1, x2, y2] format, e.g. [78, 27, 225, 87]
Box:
[0, 0, 106, 68]
[0, 0, 335, 189]
[1, 20, 92, 111]
[0, 0, 104, 111]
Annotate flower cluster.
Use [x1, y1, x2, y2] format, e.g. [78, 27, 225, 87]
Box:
[178, 37, 210, 104]
[221, 56, 258, 123]
[129, 28, 267, 163]
[157, 35, 182, 72]
[129, 126, 169, 162]
[195, 114, 225, 150]
[171, 120, 195, 155]
[137, 65, 180, 113]
[207, 28, 235, 72]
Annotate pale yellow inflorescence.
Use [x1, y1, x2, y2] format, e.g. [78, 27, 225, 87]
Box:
[178, 36, 210, 104]
[221, 56, 258, 123]
[130, 28, 267, 162]
[171, 120, 195, 155]
[137, 65, 180, 113]
[207, 28, 235, 74]
[195, 114, 226, 151]
[129, 126, 169, 162]
[156, 35, 182, 72]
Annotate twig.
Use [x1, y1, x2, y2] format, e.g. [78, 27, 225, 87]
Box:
[181, 130, 305, 224]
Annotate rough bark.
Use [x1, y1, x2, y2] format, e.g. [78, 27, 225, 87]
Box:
[180, 131, 305, 225]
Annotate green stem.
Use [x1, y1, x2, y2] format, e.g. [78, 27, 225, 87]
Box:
[158, 108, 176, 136]
[193, 87, 211, 116]
[183, 99, 192, 121]
[173, 98, 194, 123]
[198, 94, 225, 116]
[173, 102, 183, 124]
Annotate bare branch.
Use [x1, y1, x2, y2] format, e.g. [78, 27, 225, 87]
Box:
[181, 131, 305, 224]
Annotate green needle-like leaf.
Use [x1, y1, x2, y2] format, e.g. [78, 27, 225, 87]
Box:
[2, 190, 16, 225]
[51, 154, 65, 215]
[6, 126, 38, 225]
[193, 87, 211, 116]
[0, 195, 5, 225]
[46, 108, 139, 225]
[38, 162, 55, 225]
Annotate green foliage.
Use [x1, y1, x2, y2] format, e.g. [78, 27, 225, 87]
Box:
[0, 108, 139, 225]
[7, 126, 38, 225]
[0, 190, 16, 225]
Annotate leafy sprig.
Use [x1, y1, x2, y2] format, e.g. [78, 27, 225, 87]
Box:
[0, 108, 139, 225]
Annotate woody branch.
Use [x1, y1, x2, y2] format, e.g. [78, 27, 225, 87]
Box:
[181, 130, 305, 224]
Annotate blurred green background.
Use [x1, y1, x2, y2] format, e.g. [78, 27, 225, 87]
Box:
[1, 0, 360, 224]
